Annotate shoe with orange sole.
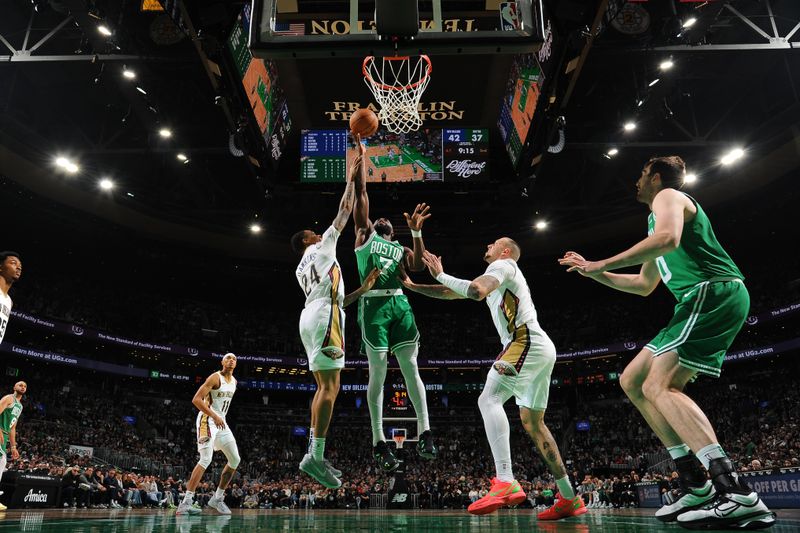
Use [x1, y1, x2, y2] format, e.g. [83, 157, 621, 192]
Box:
[467, 478, 527, 515]
[538, 493, 588, 521]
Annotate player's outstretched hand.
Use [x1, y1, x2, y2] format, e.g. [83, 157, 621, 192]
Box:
[363, 268, 381, 291]
[404, 203, 431, 231]
[422, 250, 443, 278]
[558, 251, 604, 276]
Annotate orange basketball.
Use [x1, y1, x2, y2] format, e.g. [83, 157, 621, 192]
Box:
[349, 108, 379, 137]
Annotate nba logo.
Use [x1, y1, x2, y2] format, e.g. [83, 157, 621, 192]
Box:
[499, 2, 520, 31]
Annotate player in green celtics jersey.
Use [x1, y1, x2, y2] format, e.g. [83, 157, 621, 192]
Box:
[560, 156, 774, 530]
[0, 381, 26, 510]
[353, 140, 438, 472]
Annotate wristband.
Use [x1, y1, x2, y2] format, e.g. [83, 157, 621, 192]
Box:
[410, 229, 422, 238]
[435, 272, 471, 298]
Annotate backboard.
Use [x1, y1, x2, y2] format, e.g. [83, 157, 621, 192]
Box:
[249, 0, 546, 59]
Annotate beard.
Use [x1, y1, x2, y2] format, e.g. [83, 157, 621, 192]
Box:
[374, 221, 393, 237]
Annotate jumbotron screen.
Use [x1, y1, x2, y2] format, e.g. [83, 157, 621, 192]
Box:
[226, 6, 290, 165]
[300, 128, 489, 183]
[498, 54, 545, 167]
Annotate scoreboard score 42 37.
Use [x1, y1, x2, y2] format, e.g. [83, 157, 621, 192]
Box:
[443, 128, 490, 181]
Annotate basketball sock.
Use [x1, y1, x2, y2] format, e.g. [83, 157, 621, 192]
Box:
[182, 491, 194, 504]
[395, 344, 430, 435]
[478, 373, 514, 483]
[307, 427, 314, 454]
[214, 488, 225, 499]
[556, 476, 576, 500]
[366, 348, 389, 445]
[667, 443, 692, 460]
[697, 443, 727, 469]
[311, 437, 326, 462]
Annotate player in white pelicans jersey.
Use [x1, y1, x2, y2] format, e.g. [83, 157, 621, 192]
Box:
[402, 239, 585, 519]
[291, 138, 380, 488]
[0, 251, 22, 346]
[177, 353, 240, 516]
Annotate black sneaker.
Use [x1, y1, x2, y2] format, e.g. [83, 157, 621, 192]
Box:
[373, 441, 399, 473]
[417, 430, 438, 459]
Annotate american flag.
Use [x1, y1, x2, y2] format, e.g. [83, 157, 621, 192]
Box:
[274, 22, 306, 36]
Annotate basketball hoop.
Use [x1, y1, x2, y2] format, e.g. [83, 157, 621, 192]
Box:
[391, 428, 407, 449]
[363, 55, 432, 134]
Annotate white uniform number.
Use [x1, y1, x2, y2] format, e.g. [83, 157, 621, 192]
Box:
[655, 256, 673, 283]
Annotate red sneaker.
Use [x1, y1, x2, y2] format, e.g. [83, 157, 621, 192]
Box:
[537, 493, 588, 521]
[467, 478, 527, 515]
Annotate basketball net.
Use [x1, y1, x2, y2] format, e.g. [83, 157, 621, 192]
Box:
[363, 55, 432, 134]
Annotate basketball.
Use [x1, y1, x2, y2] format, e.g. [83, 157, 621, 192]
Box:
[350, 108, 379, 137]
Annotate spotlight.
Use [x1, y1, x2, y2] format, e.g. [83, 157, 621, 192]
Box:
[176, 153, 188, 161]
[648, 78, 660, 87]
[720, 147, 745, 166]
[535, 220, 547, 230]
[607, 148, 619, 156]
[684, 173, 698, 184]
[623, 121, 637, 132]
[158, 128, 172, 138]
[55, 156, 80, 174]
[636, 99, 644, 107]
[250, 223, 262, 234]
[97, 25, 112, 36]
[99, 178, 115, 190]
[136, 86, 147, 95]
[682, 17, 697, 29]
[659, 59, 674, 71]
[122, 68, 136, 79]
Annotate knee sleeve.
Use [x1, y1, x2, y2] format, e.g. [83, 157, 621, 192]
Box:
[197, 446, 213, 469]
[221, 441, 241, 469]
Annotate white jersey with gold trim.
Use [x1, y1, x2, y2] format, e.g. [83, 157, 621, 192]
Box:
[208, 371, 236, 418]
[296, 225, 345, 307]
[483, 259, 546, 346]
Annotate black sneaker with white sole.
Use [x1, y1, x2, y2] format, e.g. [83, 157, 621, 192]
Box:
[373, 441, 399, 473]
[416, 430, 438, 460]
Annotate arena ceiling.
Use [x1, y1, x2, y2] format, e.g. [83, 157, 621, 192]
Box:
[1, 0, 799, 262]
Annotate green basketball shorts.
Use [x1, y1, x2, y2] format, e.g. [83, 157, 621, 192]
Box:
[645, 279, 749, 377]
[357, 293, 420, 353]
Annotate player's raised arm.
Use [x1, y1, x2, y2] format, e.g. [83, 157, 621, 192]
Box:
[331, 154, 361, 233]
[192, 373, 225, 429]
[420, 251, 501, 302]
[404, 203, 431, 272]
[352, 134, 372, 238]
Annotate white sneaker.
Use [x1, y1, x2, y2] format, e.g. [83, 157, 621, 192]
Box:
[176, 500, 202, 515]
[324, 459, 342, 478]
[207, 496, 231, 515]
[300, 453, 342, 489]
[677, 491, 776, 530]
[656, 481, 716, 522]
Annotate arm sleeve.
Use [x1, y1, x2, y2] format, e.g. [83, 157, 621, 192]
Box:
[483, 260, 515, 284]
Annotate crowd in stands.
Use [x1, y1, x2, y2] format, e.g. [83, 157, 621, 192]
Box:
[2, 353, 798, 511]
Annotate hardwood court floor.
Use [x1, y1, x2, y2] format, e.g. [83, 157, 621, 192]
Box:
[0, 507, 797, 532]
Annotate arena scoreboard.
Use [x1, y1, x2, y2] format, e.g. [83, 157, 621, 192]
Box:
[299, 128, 488, 183]
[300, 130, 348, 182]
[442, 128, 490, 181]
